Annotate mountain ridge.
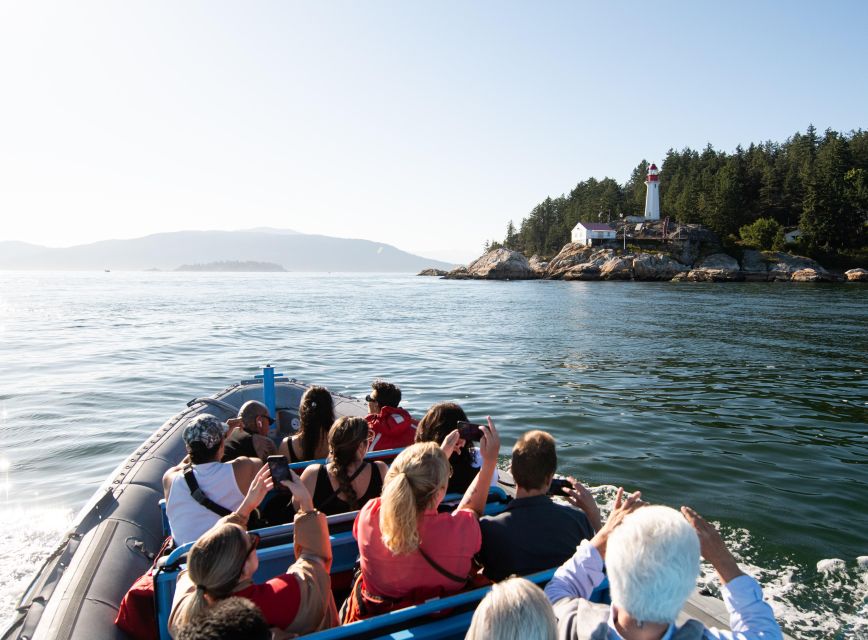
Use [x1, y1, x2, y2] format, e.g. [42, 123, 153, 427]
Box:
[0, 229, 454, 272]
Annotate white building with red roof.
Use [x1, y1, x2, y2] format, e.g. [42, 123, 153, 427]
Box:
[644, 163, 660, 220]
[571, 222, 616, 246]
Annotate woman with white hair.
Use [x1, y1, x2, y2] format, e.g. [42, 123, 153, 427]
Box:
[544, 490, 782, 640]
[466, 577, 557, 640]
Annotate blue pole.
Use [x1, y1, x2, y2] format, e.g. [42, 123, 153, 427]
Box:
[254, 364, 283, 438]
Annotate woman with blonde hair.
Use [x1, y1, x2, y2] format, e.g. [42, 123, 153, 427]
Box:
[343, 418, 500, 622]
[466, 577, 557, 640]
[168, 465, 338, 638]
[279, 386, 334, 462]
[300, 416, 388, 515]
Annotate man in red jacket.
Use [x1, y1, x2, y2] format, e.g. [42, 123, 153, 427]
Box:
[364, 380, 417, 450]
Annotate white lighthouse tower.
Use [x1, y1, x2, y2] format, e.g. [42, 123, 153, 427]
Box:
[644, 163, 660, 220]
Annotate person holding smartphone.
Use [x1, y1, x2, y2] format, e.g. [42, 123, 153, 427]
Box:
[415, 402, 499, 494]
[169, 465, 339, 637]
[478, 430, 599, 582]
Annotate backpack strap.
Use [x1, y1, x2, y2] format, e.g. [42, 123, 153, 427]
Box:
[417, 546, 469, 585]
[183, 465, 232, 517]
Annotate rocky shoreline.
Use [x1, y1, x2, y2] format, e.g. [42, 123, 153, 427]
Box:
[421, 246, 868, 283]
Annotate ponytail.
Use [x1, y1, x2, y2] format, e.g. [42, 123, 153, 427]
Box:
[327, 416, 369, 510]
[379, 443, 450, 555]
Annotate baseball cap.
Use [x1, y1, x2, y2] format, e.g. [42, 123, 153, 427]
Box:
[183, 414, 229, 449]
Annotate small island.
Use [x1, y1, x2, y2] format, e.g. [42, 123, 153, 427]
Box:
[174, 260, 286, 272]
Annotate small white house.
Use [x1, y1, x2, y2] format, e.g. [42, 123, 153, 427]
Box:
[571, 222, 616, 246]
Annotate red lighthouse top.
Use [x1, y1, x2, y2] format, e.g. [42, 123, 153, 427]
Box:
[647, 163, 659, 182]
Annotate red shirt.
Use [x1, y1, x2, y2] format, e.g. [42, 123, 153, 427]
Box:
[234, 574, 301, 629]
[353, 497, 481, 600]
[366, 406, 417, 450]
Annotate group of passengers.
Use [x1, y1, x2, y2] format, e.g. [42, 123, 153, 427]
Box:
[159, 380, 783, 640]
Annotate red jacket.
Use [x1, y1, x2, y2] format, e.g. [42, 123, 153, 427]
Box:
[365, 406, 417, 450]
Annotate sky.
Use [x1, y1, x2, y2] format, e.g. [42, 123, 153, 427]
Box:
[0, 1, 866, 264]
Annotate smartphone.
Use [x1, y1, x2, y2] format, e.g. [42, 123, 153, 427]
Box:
[548, 478, 573, 496]
[267, 455, 291, 493]
[456, 421, 484, 441]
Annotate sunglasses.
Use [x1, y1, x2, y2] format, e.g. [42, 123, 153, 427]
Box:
[365, 395, 378, 403]
[259, 415, 276, 426]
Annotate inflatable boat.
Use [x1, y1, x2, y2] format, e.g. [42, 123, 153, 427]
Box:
[2, 367, 775, 640]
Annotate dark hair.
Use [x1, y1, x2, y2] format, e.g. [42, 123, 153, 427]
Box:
[415, 402, 473, 467]
[176, 597, 270, 640]
[238, 400, 269, 432]
[188, 441, 223, 465]
[299, 386, 335, 461]
[511, 430, 557, 491]
[327, 417, 370, 510]
[371, 380, 401, 408]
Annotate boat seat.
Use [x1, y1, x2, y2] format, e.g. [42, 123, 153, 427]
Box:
[154, 531, 360, 640]
[153, 489, 511, 640]
[300, 569, 609, 640]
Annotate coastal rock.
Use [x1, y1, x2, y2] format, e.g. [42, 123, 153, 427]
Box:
[790, 268, 837, 282]
[528, 254, 549, 277]
[545, 244, 595, 279]
[764, 252, 826, 281]
[563, 264, 601, 281]
[446, 248, 534, 280]
[740, 250, 770, 281]
[682, 253, 743, 282]
[845, 268, 868, 282]
[561, 249, 616, 281]
[632, 253, 689, 281]
[600, 255, 634, 280]
[444, 266, 471, 279]
[417, 268, 447, 276]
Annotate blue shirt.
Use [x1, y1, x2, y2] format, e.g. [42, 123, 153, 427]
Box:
[544, 540, 783, 640]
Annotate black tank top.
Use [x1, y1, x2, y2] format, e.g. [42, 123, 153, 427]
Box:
[287, 439, 302, 463]
[313, 462, 383, 515]
[222, 430, 258, 461]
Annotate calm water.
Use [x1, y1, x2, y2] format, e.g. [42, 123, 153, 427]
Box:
[0, 272, 866, 638]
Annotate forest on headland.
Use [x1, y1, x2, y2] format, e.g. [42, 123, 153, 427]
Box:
[487, 126, 868, 267]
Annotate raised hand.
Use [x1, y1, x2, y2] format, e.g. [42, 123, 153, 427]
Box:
[440, 429, 463, 458]
[590, 487, 646, 558]
[681, 506, 743, 584]
[281, 468, 315, 513]
[478, 417, 501, 467]
[563, 477, 603, 532]
[238, 464, 274, 519]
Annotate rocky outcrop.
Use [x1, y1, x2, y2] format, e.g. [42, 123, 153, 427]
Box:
[444, 248, 534, 280]
[765, 252, 826, 281]
[791, 268, 839, 282]
[561, 249, 616, 281]
[528, 255, 548, 277]
[545, 244, 594, 279]
[845, 268, 868, 282]
[563, 264, 601, 280]
[417, 268, 447, 276]
[632, 254, 689, 281]
[600, 255, 634, 280]
[739, 250, 832, 281]
[740, 250, 770, 281]
[679, 253, 742, 282]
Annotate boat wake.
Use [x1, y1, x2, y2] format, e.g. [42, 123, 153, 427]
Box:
[0, 507, 73, 632]
[588, 484, 867, 640]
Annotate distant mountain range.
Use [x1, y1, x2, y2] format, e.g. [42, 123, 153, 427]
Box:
[0, 229, 454, 272]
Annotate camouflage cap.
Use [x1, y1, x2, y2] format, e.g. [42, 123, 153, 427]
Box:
[182, 414, 229, 449]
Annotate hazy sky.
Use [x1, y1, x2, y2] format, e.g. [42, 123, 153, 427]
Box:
[1, 1, 866, 263]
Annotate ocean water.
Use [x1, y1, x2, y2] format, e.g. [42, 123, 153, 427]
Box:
[0, 271, 866, 638]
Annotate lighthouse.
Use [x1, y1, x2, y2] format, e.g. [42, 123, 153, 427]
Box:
[644, 163, 660, 220]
